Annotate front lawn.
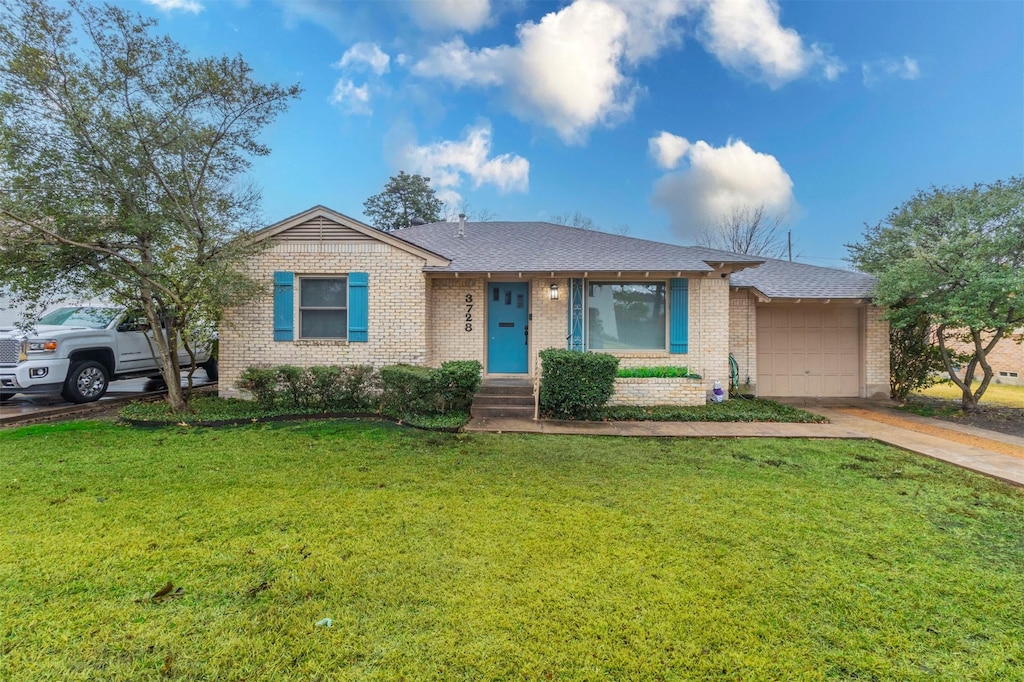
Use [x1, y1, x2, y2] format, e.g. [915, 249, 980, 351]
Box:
[916, 381, 1024, 408]
[1, 421, 1022, 680]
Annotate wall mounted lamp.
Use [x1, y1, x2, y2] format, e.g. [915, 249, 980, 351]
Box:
[549, 283, 559, 300]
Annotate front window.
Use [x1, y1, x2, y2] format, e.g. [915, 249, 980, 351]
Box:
[37, 307, 120, 329]
[300, 277, 348, 339]
[588, 282, 666, 350]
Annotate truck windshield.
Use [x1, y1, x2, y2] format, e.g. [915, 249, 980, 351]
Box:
[37, 307, 120, 329]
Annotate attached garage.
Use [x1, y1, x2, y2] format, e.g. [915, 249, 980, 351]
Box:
[756, 305, 861, 397]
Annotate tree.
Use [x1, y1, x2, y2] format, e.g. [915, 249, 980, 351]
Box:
[848, 179, 1024, 413]
[550, 210, 630, 235]
[696, 204, 790, 258]
[0, 0, 300, 410]
[442, 200, 496, 222]
[363, 171, 443, 230]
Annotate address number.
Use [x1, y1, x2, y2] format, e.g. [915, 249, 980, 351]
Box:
[465, 294, 474, 332]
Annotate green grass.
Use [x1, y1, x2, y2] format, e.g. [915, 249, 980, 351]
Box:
[617, 366, 691, 378]
[600, 398, 829, 423]
[2, 421, 1023, 680]
[916, 381, 1024, 408]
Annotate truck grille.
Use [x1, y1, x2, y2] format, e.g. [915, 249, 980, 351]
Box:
[0, 338, 21, 364]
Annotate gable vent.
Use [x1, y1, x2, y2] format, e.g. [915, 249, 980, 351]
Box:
[278, 215, 372, 242]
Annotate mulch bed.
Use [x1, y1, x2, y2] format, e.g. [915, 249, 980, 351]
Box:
[901, 396, 1024, 439]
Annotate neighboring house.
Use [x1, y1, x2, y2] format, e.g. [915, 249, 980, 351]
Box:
[219, 206, 889, 405]
[988, 331, 1024, 385]
[942, 328, 1024, 387]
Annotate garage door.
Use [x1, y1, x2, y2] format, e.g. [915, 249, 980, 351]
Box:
[757, 306, 860, 397]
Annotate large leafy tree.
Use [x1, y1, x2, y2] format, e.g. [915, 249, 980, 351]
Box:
[848, 179, 1024, 412]
[0, 0, 300, 410]
[363, 171, 443, 230]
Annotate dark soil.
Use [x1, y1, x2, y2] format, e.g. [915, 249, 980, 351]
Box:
[900, 396, 1024, 439]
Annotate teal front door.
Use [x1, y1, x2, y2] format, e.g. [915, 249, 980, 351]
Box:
[487, 283, 529, 373]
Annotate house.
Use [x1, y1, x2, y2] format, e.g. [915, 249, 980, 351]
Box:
[986, 331, 1024, 386]
[219, 206, 889, 405]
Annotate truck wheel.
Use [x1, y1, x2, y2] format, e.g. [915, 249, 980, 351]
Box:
[202, 358, 219, 382]
[61, 360, 110, 403]
[0, 392, 15, 402]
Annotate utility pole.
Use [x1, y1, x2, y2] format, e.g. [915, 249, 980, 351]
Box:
[787, 231, 792, 262]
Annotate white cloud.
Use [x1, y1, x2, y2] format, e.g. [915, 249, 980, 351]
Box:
[409, 0, 493, 33]
[336, 43, 390, 75]
[401, 123, 529, 208]
[698, 0, 843, 87]
[648, 131, 691, 170]
[862, 56, 921, 85]
[650, 136, 795, 239]
[144, 0, 203, 13]
[329, 79, 372, 115]
[413, 0, 697, 144]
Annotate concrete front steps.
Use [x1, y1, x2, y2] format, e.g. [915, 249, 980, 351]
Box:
[471, 378, 535, 419]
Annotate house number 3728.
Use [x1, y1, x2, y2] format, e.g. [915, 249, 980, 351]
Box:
[464, 294, 474, 332]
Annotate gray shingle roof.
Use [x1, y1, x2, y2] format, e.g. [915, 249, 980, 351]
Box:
[731, 257, 876, 299]
[388, 220, 875, 300]
[393, 221, 763, 274]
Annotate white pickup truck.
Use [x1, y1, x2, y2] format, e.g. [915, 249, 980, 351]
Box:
[0, 306, 217, 404]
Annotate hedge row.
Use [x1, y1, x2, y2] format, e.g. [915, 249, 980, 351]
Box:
[237, 361, 481, 416]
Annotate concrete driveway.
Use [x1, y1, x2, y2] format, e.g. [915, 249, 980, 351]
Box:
[0, 369, 215, 423]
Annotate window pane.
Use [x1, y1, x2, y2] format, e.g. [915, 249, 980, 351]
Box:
[301, 278, 347, 307]
[301, 310, 347, 338]
[587, 283, 666, 350]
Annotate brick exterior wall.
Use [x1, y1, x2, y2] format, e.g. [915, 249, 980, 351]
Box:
[219, 241, 428, 398]
[427, 278, 485, 366]
[608, 377, 706, 406]
[864, 306, 890, 398]
[728, 289, 757, 393]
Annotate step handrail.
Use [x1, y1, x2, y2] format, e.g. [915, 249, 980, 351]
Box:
[533, 357, 541, 421]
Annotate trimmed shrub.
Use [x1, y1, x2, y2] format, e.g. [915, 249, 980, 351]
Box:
[237, 364, 380, 411]
[240, 362, 478, 417]
[336, 364, 380, 410]
[380, 364, 439, 415]
[434, 360, 482, 412]
[539, 349, 619, 419]
[237, 366, 279, 408]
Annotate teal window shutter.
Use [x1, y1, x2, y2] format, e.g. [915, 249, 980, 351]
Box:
[273, 271, 294, 341]
[348, 272, 369, 342]
[669, 278, 688, 354]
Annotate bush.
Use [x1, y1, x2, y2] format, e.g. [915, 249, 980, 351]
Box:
[237, 364, 379, 411]
[239, 362, 478, 417]
[434, 360, 482, 412]
[539, 349, 619, 419]
[379, 365, 438, 415]
[889, 312, 950, 401]
[237, 366, 280, 408]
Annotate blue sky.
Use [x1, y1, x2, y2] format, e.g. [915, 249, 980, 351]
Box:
[134, 0, 1022, 267]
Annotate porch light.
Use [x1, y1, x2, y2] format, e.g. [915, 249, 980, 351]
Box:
[549, 283, 559, 300]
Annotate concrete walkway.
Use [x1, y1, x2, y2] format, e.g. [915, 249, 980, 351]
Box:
[466, 405, 1024, 487]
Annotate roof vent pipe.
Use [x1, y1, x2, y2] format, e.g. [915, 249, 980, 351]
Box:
[458, 213, 466, 238]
